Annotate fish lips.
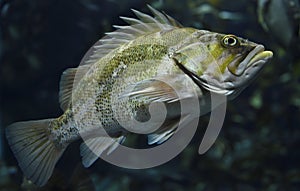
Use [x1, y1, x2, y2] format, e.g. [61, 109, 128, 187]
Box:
[222, 45, 273, 97]
[228, 45, 273, 77]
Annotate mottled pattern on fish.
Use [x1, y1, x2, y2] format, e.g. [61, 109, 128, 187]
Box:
[5, 5, 273, 187]
[70, 29, 194, 132]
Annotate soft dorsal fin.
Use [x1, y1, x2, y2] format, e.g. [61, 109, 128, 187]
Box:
[81, 5, 183, 66]
[59, 65, 91, 111]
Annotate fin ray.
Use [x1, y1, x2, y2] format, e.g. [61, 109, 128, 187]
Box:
[120, 74, 199, 104]
[59, 65, 91, 111]
[81, 5, 181, 66]
[148, 115, 191, 145]
[80, 136, 124, 167]
[6, 119, 67, 186]
[120, 78, 178, 103]
[148, 124, 177, 145]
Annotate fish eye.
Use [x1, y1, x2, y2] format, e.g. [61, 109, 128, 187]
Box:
[221, 35, 239, 48]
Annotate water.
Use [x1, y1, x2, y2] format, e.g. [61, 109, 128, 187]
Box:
[1, 0, 300, 190]
[0, 113, 3, 161]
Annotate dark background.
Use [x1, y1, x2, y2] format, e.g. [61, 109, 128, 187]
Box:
[0, 0, 299, 190]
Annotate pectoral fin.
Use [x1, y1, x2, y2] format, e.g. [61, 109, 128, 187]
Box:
[120, 75, 200, 104]
[148, 128, 176, 145]
[148, 115, 191, 145]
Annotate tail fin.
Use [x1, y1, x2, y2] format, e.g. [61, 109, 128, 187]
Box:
[6, 119, 66, 186]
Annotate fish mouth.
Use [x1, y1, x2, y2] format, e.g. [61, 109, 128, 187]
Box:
[246, 47, 273, 68]
[229, 45, 273, 76]
[226, 45, 273, 95]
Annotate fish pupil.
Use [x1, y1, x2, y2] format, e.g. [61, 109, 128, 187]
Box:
[222, 35, 239, 48]
[227, 37, 236, 45]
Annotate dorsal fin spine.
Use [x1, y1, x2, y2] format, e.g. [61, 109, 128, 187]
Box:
[147, 5, 169, 23]
[131, 9, 160, 23]
[80, 5, 182, 66]
[113, 25, 145, 34]
[119, 16, 154, 30]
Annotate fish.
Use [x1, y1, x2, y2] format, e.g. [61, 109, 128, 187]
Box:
[257, 0, 300, 47]
[5, 5, 273, 186]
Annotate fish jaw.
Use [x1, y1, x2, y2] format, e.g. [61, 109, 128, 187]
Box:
[194, 45, 273, 98]
[229, 45, 273, 77]
[229, 45, 273, 88]
[245, 49, 273, 71]
[225, 46, 273, 98]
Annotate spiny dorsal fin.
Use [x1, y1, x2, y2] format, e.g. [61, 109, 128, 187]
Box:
[81, 5, 182, 66]
[59, 65, 91, 111]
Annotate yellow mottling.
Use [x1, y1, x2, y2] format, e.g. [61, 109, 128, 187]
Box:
[209, 43, 224, 59]
[219, 55, 235, 74]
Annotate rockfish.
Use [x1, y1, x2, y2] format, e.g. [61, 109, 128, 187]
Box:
[6, 5, 273, 186]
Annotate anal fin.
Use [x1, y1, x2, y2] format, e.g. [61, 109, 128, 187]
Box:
[80, 136, 125, 168]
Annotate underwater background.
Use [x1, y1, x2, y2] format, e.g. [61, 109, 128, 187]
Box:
[0, 0, 300, 190]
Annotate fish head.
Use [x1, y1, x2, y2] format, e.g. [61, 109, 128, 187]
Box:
[175, 31, 273, 99]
